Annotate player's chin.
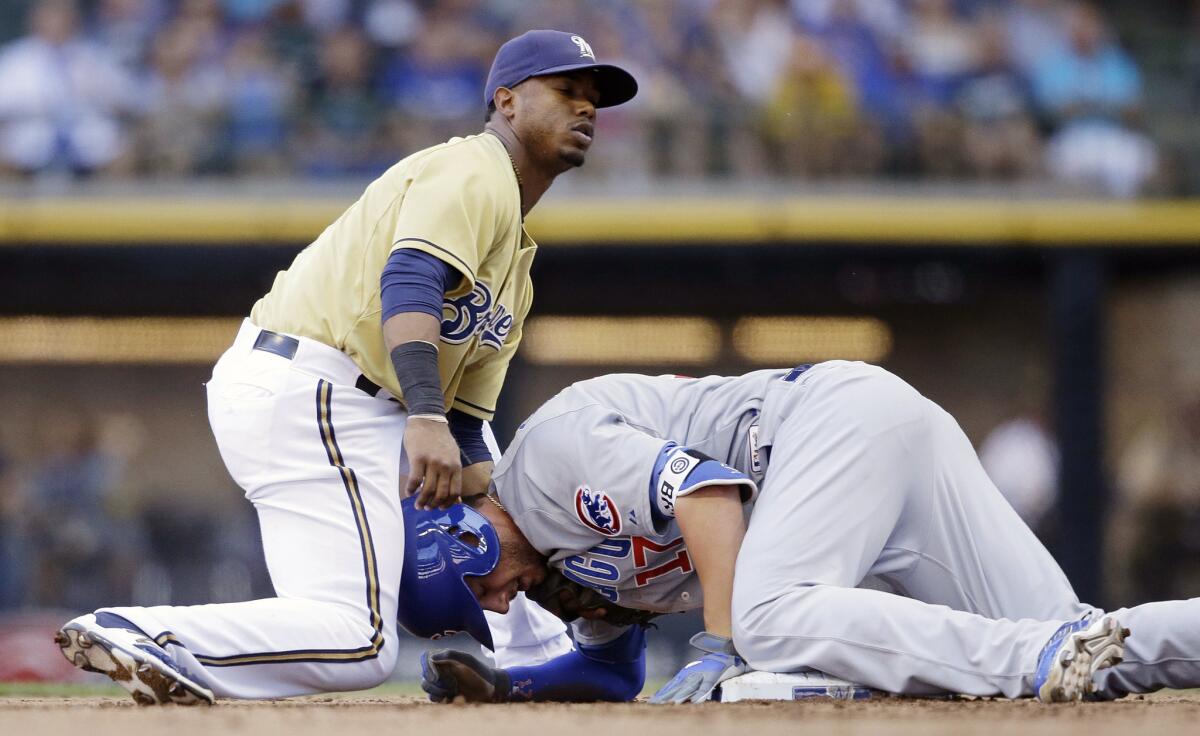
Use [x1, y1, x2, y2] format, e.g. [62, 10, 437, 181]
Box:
[559, 144, 587, 168]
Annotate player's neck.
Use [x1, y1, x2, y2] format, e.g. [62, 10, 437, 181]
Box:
[483, 127, 555, 218]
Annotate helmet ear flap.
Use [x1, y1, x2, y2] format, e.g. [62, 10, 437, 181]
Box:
[397, 497, 499, 649]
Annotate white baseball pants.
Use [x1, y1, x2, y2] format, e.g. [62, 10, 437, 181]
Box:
[102, 320, 570, 698]
[732, 361, 1200, 697]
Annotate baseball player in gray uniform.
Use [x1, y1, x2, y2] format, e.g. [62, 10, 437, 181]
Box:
[414, 361, 1200, 704]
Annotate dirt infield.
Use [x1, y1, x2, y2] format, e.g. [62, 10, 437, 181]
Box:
[2, 693, 1198, 736]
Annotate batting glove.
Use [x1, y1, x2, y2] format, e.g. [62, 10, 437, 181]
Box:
[421, 649, 511, 703]
[649, 632, 749, 704]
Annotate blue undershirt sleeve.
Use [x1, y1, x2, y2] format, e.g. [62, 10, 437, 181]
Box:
[380, 248, 460, 322]
[448, 408, 491, 466]
[504, 626, 646, 702]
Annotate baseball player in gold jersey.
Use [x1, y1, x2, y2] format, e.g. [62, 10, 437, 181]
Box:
[54, 30, 637, 704]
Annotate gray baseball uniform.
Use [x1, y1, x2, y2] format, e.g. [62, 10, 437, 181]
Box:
[492, 361, 1200, 697]
[495, 369, 774, 619]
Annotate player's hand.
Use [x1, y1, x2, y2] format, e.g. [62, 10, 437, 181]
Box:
[649, 632, 749, 704]
[421, 649, 510, 703]
[404, 418, 462, 510]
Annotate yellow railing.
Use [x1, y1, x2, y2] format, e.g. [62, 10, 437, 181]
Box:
[0, 196, 1196, 246]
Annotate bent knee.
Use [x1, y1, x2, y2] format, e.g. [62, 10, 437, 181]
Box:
[355, 644, 398, 689]
[315, 610, 398, 691]
[319, 638, 396, 692]
[732, 584, 823, 670]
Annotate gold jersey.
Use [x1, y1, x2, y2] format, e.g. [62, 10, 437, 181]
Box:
[251, 133, 534, 421]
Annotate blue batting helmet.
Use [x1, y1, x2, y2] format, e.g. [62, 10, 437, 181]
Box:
[398, 496, 499, 650]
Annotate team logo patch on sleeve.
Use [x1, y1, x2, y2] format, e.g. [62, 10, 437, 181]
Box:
[575, 486, 621, 536]
[656, 448, 700, 519]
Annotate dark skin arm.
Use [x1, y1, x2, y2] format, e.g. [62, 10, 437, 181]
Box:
[396, 72, 598, 507]
[386, 314, 498, 507]
[385, 312, 461, 510]
[462, 460, 495, 497]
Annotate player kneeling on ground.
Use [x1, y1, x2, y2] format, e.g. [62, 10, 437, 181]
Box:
[400, 362, 1200, 703]
[53, 30, 637, 705]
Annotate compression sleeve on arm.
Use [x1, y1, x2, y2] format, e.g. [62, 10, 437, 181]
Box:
[448, 408, 491, 466]
[390, 341, 444, 416]
[380, 248, 460, 322]
[503, 626, 646, 702]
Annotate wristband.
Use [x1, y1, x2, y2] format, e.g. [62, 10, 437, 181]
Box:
[409, 414, 449, 424]
[390, 341, 444, 416]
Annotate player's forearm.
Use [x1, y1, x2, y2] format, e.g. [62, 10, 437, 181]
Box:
[674, 486, 746, 638]
[461, 460, 494, 496]
[383, 312, 445, 419]
[382, 312, 440, 351]
[504, 627, 646, 702]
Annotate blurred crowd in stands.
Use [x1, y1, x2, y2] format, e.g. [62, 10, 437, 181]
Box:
[0, 0, 1194, 196]
[0, 411, 268, 612]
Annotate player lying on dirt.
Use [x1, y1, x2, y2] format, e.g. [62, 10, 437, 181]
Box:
[400, 361, 1200, 704]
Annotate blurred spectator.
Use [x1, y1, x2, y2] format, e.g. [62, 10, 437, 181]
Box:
[224, 0, 285, 24]
[268, 0, 321, 88]
[295, 26, 386, 176]
[24, 412, 147, 611]
[800, 0, 910, 164]
[177, 0, 229, 64]
[1002, 0, 1070, 76]
[1117, 393, 1200, 601]
[979, 415, 1060, 534]
[711, 0, 795, 107]
[0, 450, 26, 609]
[699, 0, 795, 177]
[298, 0, 351, 28]
[1184, 0, 1200, 191]
[376, 0, 493, 152]
[955, 12, 1041, 179]
[0, 0, 138, 177]
[792, 0, 906, 46]
[635, 1, 759, 179]
[763, 32, 871, 177]
[362, 0, 423, 49]
[0, 0, 1183, 190]
[901, 0, 981, 177]
[135, 17, 228, 176]
[903, 0, 979, 106]
[0, 0, 33, 43]
[1033, 1, 1158, 197]
[94, 0, 166, 75]
[225, 28, 296, 174]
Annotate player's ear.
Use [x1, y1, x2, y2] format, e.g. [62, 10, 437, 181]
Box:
[492, 86, 518, 121]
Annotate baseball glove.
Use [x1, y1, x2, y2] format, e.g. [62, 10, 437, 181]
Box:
[422, 649, 510, 703]
[525, 567, 662, 628]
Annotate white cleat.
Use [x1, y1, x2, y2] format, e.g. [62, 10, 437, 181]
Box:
[1035, 615, 1129, 703]
[54, 614, 215, 706]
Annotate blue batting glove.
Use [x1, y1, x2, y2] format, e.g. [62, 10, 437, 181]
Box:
[650, 632, 749, 704]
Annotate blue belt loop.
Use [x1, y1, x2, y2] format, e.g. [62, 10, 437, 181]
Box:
[252, 330, 299, 360]
[782, 364, 813, 383]
[253, 329, 396, 402]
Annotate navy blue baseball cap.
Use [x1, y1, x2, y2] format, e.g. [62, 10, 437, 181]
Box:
[485, 30, 638, 110]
